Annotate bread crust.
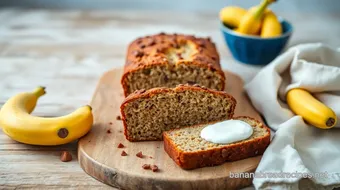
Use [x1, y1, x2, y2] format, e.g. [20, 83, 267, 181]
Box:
[120, 84, 237, 142]
[163, 116, 271, 170]
[121, 33, 226, 96]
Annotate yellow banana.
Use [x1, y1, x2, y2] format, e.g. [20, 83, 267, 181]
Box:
[220, 6, 247, 28]
[237, 0, 276, 35]
[261, 11, 282, 38]
[286, 88, 337, 129]
[0, 87, 93, 145]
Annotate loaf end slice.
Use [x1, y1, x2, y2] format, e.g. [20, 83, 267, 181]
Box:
[163, 116, 270, 170]
[120, 84, 236, 141]
[121, 33, 225, 96]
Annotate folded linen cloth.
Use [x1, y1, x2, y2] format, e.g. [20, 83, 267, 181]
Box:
[245, 43, 340, 190]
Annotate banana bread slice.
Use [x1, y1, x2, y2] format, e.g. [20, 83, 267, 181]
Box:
[163, 116, 270, 170]
[120, 84, 236, 141]
[121, 33, 226, 96]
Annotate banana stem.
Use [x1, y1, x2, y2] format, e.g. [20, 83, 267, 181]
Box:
[32, 86, 46, 98]
[85, 105, 92, 111]
[254, 0, 273, 19]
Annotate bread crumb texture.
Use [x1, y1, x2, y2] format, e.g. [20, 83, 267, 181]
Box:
[122, 33, 225, 96]
[124, 64, 224, 96]
[122, 87, 235, 141]
[166, 117, 269, 152]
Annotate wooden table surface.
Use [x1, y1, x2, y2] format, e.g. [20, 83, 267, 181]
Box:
[0, 9, 339, 189]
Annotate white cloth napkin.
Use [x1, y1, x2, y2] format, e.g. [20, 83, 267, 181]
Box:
[244, 43, 340, 190]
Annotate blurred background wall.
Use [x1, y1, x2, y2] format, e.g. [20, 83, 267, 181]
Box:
[0, 0, 339, 13]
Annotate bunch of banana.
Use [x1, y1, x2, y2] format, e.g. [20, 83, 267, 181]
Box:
[287, 89, 337, 129]
[220, 0, 282, 38]
[0, 87, 93, 145]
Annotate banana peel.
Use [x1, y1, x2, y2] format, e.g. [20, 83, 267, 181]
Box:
[0, 87, 93, 145]
[286, 88, 337, 129]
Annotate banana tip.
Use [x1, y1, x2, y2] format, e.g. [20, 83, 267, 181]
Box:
[86, 105, 92, 111]
[40, 86, 46, 93]
[34, 86, 46, 97]
[326, 117, 336, 127]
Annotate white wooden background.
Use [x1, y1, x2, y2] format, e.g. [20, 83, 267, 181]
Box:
[0, 9, 339, 189]
[1, 0, 340, 13]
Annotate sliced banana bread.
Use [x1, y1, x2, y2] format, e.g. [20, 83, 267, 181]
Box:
[120, 84, 236, 141]
[121, 33, 226, 96]
[163, 116, 270, 170]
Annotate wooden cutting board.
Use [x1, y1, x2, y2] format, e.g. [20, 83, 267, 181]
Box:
[78, 68, 263, 190]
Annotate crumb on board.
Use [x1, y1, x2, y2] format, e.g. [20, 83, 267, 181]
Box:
[151, 165, 159, 172]
[121, 151, 128, 156]
[142, 164, 150, 170]
[136, 151, 144, 158]
[117, 143, 124, 148]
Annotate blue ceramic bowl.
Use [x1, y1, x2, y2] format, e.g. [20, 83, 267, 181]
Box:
[220, 19, 293, 65]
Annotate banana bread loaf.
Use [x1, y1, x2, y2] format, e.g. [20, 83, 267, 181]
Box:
[163, 116, 270, 170]
[121, 33, 226, 96]
[120, 84, 236, 141]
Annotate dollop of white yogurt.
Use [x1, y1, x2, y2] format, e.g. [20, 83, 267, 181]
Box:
[200, 120, 253, 144]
